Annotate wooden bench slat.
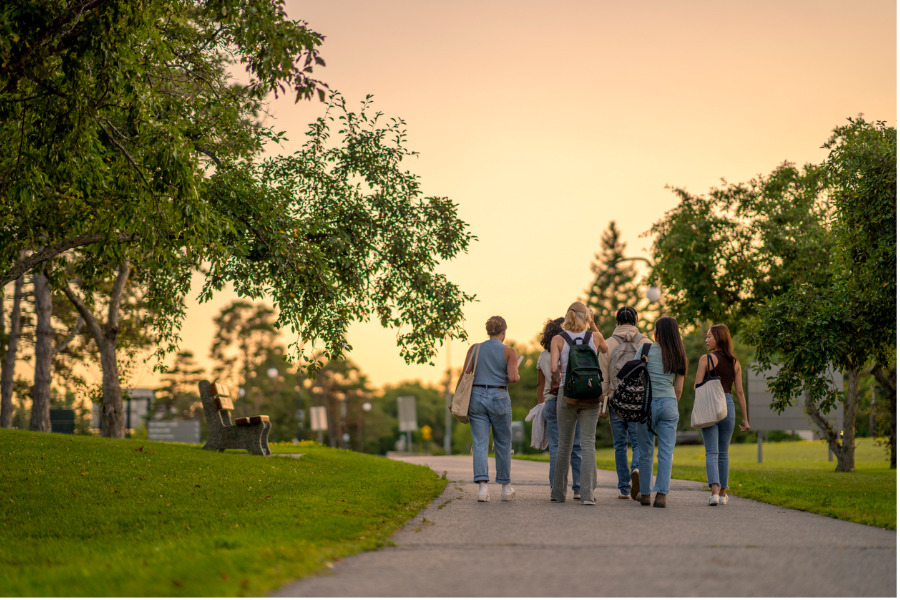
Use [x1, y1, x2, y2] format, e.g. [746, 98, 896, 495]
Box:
[249, 415, 269, 424]
[211, 382, 234, 411]
[234, 417, 251, 426]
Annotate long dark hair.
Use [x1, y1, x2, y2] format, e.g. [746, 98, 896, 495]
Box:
[709, 324, 737, 365]
[540, 317, 564, 351]
[654, 316, 687, 375]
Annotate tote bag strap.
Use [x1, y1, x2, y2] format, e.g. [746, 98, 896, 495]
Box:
[706, 353, 714, 373]
[465, 344, 481, 374]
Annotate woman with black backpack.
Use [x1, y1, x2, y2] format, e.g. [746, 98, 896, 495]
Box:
[635, 316, 687, 508]
[549, 302, 608, 505]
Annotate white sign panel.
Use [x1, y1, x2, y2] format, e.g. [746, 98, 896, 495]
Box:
[310, 406, 328, 432]
[748, 364, 843, 433]
[147, 420, 200, 443]
[397, 396, 417, 432]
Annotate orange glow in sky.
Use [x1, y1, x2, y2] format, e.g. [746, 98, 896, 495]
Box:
[127, 0, 896, 392]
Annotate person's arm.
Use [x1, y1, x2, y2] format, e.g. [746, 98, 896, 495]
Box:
[536, 369, 546, 403]
[504, 346, 520, 383]
[734, 361, 750, 432]
[694, 353, 718, 385]
[591, 331, 608, 354]
[549, 335, 562, 373]
[673, 373, 684, 401]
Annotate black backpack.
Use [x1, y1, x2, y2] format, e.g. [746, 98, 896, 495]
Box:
[561, 331, 603, 404]
[608, 342, 655, 434]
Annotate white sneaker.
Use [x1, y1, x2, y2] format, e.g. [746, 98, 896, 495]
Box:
[501, 484, 515, 501]
[708, 494, 719, 506]
[477, 483, 490, 502]
[720, 494, 728, 505]
[582, 498, 596, 505]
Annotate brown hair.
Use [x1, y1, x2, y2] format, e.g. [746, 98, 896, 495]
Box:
[709, 324, 737, 365]
[540, 317, 564, 351]
[654, 316, 687, 375]
[486, 316, 507, 337]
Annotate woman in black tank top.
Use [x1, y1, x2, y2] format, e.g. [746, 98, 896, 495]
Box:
[693, 324, 750, 506]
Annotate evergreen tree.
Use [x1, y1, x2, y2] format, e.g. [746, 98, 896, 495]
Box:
[585, 221, 658, 335]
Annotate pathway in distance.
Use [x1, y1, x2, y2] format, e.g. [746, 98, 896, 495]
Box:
[272, 455, 896, 597]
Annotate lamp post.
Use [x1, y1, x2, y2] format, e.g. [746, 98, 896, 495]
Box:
[359, 401, 372, 453]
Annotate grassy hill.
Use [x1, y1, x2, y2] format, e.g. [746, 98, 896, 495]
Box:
[0, 430, 445, 596]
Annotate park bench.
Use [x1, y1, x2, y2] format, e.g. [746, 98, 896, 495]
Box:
[199, 380, 271, 456]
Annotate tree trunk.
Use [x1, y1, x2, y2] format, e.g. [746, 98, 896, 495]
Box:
[98, 338, 124, 438]
[30, 272, 53, 432]
[835, 367, 859, 472]
[61, 262, 129, 438]
[0, 276, 24, 428]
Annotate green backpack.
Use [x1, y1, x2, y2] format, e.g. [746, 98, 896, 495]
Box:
[561, 331, 603, 403]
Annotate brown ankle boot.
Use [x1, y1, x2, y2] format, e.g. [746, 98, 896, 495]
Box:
[653, 493, 667, 508]
[640, 493, 651, 506]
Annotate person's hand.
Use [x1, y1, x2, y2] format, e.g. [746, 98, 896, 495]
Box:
[739, 418, 750, 433]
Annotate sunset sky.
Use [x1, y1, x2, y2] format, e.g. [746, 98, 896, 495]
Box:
[128, 0, 896, 392]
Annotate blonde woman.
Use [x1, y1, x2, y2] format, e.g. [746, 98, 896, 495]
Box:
[461, 315, 520, 502]
[549, 302, 608, 504]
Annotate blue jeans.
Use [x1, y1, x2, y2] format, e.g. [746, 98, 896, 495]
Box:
[544, 395, 582, 492]
[468, 387, 512, 484]
[701, 394, 735, 490]
[636, 397, 679, 495]
[609, 410, 639, 494]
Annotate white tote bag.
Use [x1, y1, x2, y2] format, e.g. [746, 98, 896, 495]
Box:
[449, 344, 480, 424]
[690, 354, 728, 428]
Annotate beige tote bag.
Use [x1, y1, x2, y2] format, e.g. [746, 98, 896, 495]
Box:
[449, 344, 480, 424]
[690, 354, 728, 428]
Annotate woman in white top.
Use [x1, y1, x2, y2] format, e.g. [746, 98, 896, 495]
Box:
[536, 317, 582, 499]
[549, 302, 608, 504]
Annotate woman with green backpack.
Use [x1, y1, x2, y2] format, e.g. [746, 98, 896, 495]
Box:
[549, 302, 608, 505]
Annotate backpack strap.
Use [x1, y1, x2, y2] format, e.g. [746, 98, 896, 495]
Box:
[640, 342, 652, 361]
[561, 331, 590, 346]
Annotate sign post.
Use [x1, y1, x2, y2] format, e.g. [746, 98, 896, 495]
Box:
[310, 406, 328, 445]
[397, 396, 417, 455]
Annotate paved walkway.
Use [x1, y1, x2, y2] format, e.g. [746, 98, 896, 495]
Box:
[272, 455, 896, 597]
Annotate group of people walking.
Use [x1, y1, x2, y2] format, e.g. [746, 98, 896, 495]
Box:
[460, 302, 750, 507]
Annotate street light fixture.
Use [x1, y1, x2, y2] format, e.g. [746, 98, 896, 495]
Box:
[586, 256, 662, 309]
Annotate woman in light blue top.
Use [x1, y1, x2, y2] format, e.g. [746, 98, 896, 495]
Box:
[635, 316, 686, 508]
[460, 315, 520, 502]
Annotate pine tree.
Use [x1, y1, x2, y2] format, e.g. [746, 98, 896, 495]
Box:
[584, 221, 659, 335]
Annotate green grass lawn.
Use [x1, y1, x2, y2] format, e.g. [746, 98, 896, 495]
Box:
[0, 430, 445, 596]
[518, 438, 896, 529]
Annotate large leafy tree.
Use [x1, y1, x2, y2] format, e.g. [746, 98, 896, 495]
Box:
[649, 118, 896, 471]
[1, 1, 474, 437]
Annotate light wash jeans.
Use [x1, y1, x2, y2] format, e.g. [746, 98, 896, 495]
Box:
[544, 394, 582, 493]
[551, 392, 600, 502]
[636, 397, 679, 495]
[701, 394, 735, 490]
[468, 386, 512, 484]
[610, 410, 639, 495]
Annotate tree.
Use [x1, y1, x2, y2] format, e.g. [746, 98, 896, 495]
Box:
[649, 117, 896, 471]
[747, 117, 897, 470]
[2, 3, 474, 441]
[154, 350, 205, 420]
[0, 275, 24, 427]
[210, 300, 280, 414]
[304, 356, 373, 449]
[585, 221, 659, 334]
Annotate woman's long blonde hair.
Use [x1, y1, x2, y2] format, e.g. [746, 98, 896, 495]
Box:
[562, 302, 591, 332]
